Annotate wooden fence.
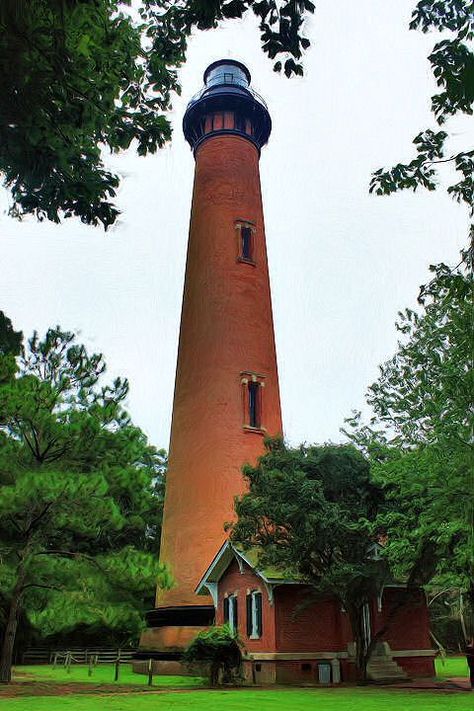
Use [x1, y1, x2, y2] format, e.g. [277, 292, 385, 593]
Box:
[22, 647, 136, 664]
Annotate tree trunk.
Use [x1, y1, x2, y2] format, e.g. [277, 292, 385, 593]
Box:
[463, 582, 474, 638]
[348, 589, 417, 683]
[210, 661, 220, 686]
[348, 605, 368, 682]
[0, 566, 27, 683]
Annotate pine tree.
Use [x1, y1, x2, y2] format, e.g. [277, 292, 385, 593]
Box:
[0, 324, 169, 683]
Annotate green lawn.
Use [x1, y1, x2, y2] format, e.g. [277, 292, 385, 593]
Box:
[435, 656, 469, 679]
[4, 660, 470, 711]
[1, 689, 473, 711]
[14, 657, 470, 686]
[13, 663, 205, 687]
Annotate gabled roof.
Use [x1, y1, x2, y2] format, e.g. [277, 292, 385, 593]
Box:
[195, 539, 299, 597]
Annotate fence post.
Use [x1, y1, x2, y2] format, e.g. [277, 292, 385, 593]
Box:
[147, 658, 153, 687]
[52, 652, 58, 669]
[66, 651, 71, 673]
[88, 655, 94, 677]
[114, 649, 121, 682]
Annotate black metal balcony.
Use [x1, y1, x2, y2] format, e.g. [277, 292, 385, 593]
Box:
[183, 59, 272, 154]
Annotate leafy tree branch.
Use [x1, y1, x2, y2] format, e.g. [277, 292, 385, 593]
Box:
[370, 1, 474, 243]
[0, 0, 314, 228]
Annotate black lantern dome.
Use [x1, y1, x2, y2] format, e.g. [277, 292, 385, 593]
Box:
[183, 59, 271, 154]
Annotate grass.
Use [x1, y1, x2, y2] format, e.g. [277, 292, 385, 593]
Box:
[2, 659, 470, 711]
[14, 656, 470, 686]
[435, 656, 468, 679]
[1, 688, 473, 711]
[13, 663, 205, 688]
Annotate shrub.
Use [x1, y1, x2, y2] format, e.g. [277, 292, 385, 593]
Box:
[183, 625, 243, 686]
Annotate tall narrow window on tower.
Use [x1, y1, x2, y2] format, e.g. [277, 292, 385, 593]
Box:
[241, 372, 265, 432]
[242, 227, 252, 260]
[248, 381, 260, 428]
[236, 221, 256, 264]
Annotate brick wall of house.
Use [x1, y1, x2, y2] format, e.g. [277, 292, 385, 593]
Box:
[216, 559, 276, 652]
[373, 588, 432, 651]
[214, 557, 434, 682]
[274, 586, 352, 652]
[396, 655, 435, 677]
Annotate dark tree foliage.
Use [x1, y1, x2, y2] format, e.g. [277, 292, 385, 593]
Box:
[363, 2, 474, 633]
[429, 589, 473, 650]
[231, 439, 391, 679]
[0, 313, 23, 385]
[344, 260, 473, 631]
[370, 1, 474, 244]
[0, 326, 168, 683]
[0, 0, 314, 228]
[0, 313, 22, 357]
[183, 625, 243, 686]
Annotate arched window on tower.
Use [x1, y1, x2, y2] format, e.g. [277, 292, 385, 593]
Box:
[248, 381, 259, 428]
[241, 226, 252, 261]
[241, 372, 265, 432]
[235, 221, 256, 264]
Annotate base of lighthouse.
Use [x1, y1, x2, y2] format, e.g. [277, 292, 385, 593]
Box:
[132, 605, 215, 674]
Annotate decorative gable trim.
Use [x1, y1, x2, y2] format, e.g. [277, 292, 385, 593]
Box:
[194, 539, 299, 604]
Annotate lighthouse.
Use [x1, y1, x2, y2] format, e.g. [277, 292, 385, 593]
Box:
[139, 59, 283, 664]
[135, 60, 436, 684]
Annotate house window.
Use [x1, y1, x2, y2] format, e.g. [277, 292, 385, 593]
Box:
[236, 222, 256, 264]
[223, 594, 238, 633]
[246, 590, 263, 639]
[241, 372, 265, 432]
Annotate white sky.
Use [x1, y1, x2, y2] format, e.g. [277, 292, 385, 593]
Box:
[0, 0, 469, 449]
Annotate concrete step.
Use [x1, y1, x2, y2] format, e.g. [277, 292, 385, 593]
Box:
[369, 660, 404, 669]
[369, 672, 408, 682]
[370, 673, 407, 679]
[369, 666, 406, 673]
[367, 656, 408, 682]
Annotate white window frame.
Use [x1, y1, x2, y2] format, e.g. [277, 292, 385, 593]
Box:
[228, 594, 238, 634]
[249, 590, 262, 639]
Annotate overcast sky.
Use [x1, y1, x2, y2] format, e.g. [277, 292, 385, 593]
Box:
[1, 1, 469, 449]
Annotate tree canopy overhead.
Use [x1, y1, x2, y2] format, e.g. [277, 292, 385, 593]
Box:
[0, 0, 314, 229]
[2, 2, 471, 233]
[370, 0, 474, 244]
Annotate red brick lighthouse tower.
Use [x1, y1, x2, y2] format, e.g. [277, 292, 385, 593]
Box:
[139, 60, 282, 662]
